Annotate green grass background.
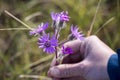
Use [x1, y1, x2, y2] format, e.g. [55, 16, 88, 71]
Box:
[0, 0, 120, 80]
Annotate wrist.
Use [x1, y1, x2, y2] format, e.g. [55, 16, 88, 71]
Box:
[107, 49, 120, 80]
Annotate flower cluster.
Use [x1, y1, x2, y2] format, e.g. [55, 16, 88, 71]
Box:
[51, 11, 70, 29]
[30, 11, 84, 59]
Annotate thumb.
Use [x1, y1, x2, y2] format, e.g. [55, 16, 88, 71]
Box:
[48, 60, 88, 78]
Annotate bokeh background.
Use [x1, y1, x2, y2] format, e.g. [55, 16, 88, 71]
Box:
[0, 0, 120, 80]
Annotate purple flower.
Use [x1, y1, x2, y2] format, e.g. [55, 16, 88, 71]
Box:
[51, 11, 70, 22]
[62, 46, 73, 54]
[38, 33, 58, 54]
[29, 22, 49, 35]
[70, 25, 84, 40]
[59, 11, 70, 21]
[51, 11, 70, 28]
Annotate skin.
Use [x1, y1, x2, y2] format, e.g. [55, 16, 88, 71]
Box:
[48, 35, 115, 80]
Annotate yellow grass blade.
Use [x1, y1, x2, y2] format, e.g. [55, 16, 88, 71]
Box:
[19, 75, 52, 80]
[0, 28, 30, 31]
[87, 0, 101, 36]
[4, 10, 33, 30]
[94, 17, 115, 35]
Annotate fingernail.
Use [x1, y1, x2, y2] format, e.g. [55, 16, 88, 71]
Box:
[48, 67, 60, 77]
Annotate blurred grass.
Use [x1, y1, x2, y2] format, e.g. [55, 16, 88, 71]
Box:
[0, 0, 120, 80]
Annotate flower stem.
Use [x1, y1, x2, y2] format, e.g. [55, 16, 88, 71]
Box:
[54, 28, 61, 59]
[55, 47, 58, 59]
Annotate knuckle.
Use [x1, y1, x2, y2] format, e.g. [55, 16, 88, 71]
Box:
[63, 41, 71, 46]
[90, 35, 98, 40]
[88, 35, 98, 41]
[85, 35, 98, 44]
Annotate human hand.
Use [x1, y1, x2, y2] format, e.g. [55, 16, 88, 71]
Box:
[48, 35, 115, 80]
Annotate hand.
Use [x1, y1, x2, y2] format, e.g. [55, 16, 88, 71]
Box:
[48, 35, 115, 80]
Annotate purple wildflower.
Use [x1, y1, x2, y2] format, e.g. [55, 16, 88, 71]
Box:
[29, 22, 49, 35]
[70, 25, 84, 40]
[62, 46, 73, 54]
[38, 33, 58, 54]
[60, 11, 70, 21]
[51, 11, 70, 22]
[51, 11, 70, 28]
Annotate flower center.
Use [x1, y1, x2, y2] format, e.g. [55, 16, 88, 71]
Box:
[45, 41, 51, 47]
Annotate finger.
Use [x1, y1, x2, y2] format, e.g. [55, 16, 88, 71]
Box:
[60, 76, 86, 80]
[48, 60, 87, 78]
[51, 40, 82, 67]
[52, 76, 85, 80]
[52, 78, 60, 80]
[62, 39, 84, 63]
[63, 39, 81, 53]
[50, 52, 84, 67]
[62, 52, 84, 64]
[53, 76, 86, 80]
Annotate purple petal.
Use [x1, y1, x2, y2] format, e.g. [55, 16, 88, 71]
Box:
[29, 22, 49, 36]
[44, 47, 55, 54]
[62, 46, 73, 54]
[43, 22, 49, 30]
[50, 35, 58, 46]
[29, 30, 35, 35]
[51, 11, 70, 22]
[70, 25, 84, 40]
[51, 12, 55, 20]
[38, 33, 58, 54]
